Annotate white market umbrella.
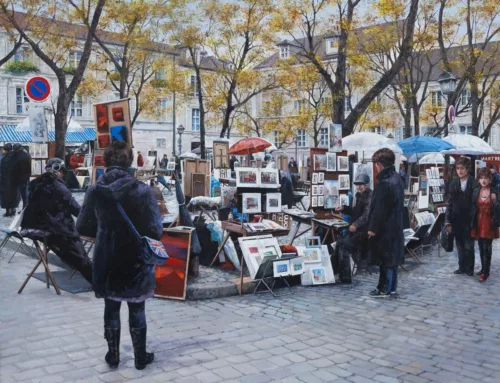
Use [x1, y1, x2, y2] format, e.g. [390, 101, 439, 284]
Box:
[418, 153, 456, 165]
[442, 134, 495, 155]
[342, 132, 403, 154]
[179, 151, 200, 159]
[15, 116, 85, 132]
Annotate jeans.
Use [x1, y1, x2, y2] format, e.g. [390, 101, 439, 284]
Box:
[104, 299, 146, 329]
[478, 238, 493, 276]
[378, 266, 398, 293]
[455, 232, 475, 273]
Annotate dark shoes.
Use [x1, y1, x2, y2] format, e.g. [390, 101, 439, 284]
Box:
[454, 270, 464, 274]
[477, 270, 484, 275]
[466, 271, 474, 276]
[479, 274, 489, 282]
[130, 327, 154, 370]
[104, 327, 120, 368]
[369, 289, 390, 298]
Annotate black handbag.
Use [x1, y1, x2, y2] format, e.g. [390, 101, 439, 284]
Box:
[440, 228, 454, 252]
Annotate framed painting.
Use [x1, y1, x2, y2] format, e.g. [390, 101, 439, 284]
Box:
[326, 153, 337, 171]
[236, 168, 259, 187]
[328, 123, 342, 152]
[166, 161, 176, 171]
[94, 103, 109, 134]
[339, 175, 350, 190]
[259, 169, 279, 188]
[273, 260, 291, 278]
[337, 156, 349, 171]
[213, 141, 230, 169]
[266, 193, 282, 213]
[313, 154, 327, 171]
[242, 193, 261, 214]
[311, 266, 328, 284]
[94, 150, 105, 167]
[155, 228, 193, 300]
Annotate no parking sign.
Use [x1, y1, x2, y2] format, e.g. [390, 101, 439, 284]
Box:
[25, 76, 51, 102]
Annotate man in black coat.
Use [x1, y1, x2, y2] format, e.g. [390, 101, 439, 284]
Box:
[0, 143, 20, 217]
[367, 148, 404, 298]
[334, 173, 372, 282]
[445, 156, 477, 276]
[13, 143, 32, 210]
[21, 158, 92, 283]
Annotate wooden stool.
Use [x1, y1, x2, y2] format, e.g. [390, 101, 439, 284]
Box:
[18, 234, 61, 295]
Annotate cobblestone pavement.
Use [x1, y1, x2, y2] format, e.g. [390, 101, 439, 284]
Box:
[1, 234, 500, 383]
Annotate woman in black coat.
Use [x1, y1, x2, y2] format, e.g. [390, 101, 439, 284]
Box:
[1, 143, 20, 216]
[77, 141, 163, 370]
[367, 149, 405, 298]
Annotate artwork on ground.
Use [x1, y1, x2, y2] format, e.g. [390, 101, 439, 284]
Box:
[290, 258, 304, 275]
[155, 229, 192, 300]
[311, 267, 328, 284]
[323, 180, 339, 209]
[273, 260, 290, 277]
[303, 248, 322, 263]
[328, 123, 342, 152]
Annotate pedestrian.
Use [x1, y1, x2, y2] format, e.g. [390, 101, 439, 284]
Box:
[20, 158, 92, 282]
[0, 143, 20, 217]
[13, 143, 31, 210]
[288, 157, 297, 169]
[159, 154, 168, 169]
[445, 156, 477, 276]
[334, 173, 372, 282]
[263, 154, 271, 168]
[137, 151, 144, 167]
[280, 171, 294, 209]
[230, 155, 237, 172]
[490, 165, 500, 190]
[470, 167, 499, 282]
[77, 140, 163, 370]
[399, 163, 408, 189]
[367, 148, 404, 297]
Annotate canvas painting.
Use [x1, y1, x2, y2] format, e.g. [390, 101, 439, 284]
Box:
[312, 173, 319, 184]
[337, 156, 349, 171]
[306, 236, 321, 248]
[323, 180, 339, 209]
[242, 193, 261, 214]
[95, 104, 109, 133]
[314, 154, 327, 171]
[339, 175, 350, 190]
[273, 260, 290, 278]
[259, 245, 280, 259]
[166, 161, 176, 171]
[213, 141, 230, 169]
[236, 168, 259, 187]
[353, 163, 374, 190]
[318, 173, 324, 183]
[326, 152, 337, 171]
[311, 196, 318, 208]
[328, 123, 342, 152]
[29, 107, 48, 143]
[303, 248, 322, 263]
[318, 185, 324, 195]
[155, 229, 192, 300]
[339, 194, 349, 206]
[312, 185, 318, 196]
[40, 144, 48, 158]
[94, 150, 105, 167]
[311, 267, 328, 284]
[266, 193, 282, 213]
[318, 196, 324, 206]
[98, 134, 110, 149]
[290, 258, 305, 276]
[110, 125, 129, 143]
[260, 169, 279, 188]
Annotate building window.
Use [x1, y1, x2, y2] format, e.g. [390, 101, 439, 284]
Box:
[192, 108, 200, 131]
[69, 51, 82, 68]
[155, 69, 166, 80]
[156, 138, 167, 148]
[319, 128, 328, 147]
[344, 96, 351, 112]
[70, 95, 83, 117]
[460, 125, 472, 135]
[156, 99, 167, 120]
[16, 87, 29, 114]
[190, 75, 199, 96]
[460, 89, 471, 106]
[14, 46, 30, 62]
[279, 45, 289, 59]
[297, 129, 307, 148]
[294, 100, 307, 113]
[431, 91, 443, 107]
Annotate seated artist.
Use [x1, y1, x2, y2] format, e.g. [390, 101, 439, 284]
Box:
[333, 173, 372, 280]
[21, 158, 92, 283]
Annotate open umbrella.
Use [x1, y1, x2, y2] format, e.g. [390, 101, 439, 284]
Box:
[173, 173, 201, 254]
[229, 137, 273, 155]
[418, 153, 456, 165]
[342, 132, 403, 154]
[442, 134, 495, 155]
[398, 136, 455, 155]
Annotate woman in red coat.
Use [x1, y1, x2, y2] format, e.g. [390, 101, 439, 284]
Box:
[471, 167, 500, 282]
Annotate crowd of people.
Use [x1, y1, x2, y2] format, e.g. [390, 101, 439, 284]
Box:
[0, 143, 31, 217]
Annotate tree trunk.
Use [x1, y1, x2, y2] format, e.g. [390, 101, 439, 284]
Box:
[412, 98, 420, 136]
[54, 106, 69, 159]
[403, 97, 412, 139]
[470, 85, 480, 136]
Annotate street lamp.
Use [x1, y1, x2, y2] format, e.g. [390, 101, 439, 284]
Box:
[438, 71, 458, 136]
[292, 136, 298, 165]
[177, 124, 185, 155]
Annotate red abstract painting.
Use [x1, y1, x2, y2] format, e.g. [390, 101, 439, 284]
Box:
[155, 229, 192, 300]
[95, 104, 109, 133]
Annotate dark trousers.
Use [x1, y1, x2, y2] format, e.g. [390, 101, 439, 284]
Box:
[19, 182, 28, 209]
[378, 266, 398, 293]
[104, 299, 146, 329]
[47, 235, 92, 283]
[455, 233, 475, 273]
[478, 238, 493, 276]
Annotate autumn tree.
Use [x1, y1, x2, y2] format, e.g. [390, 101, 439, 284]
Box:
[0, 0, 105, 157]
[0, 13, 22, 66]
[271, 0, 420, 137]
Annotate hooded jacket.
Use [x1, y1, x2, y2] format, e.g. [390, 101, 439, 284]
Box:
[342, 188, 372, 243]
[76, 167, 163, 299]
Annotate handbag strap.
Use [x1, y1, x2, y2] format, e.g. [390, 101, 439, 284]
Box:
[115, 202, 142, 243]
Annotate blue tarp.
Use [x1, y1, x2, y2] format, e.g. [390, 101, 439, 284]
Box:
[0, 125, 96, 143]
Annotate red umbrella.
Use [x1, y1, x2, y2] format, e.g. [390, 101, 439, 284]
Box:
[228, 137, 273, 155]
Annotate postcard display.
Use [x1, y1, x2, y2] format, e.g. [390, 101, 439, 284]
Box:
[93, 99, 132, 184]
[236, 168, 281, 218]
[309, 148, 351, 216]
[28, 143, 49, 179]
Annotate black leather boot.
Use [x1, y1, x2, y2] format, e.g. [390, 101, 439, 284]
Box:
[130, 327, 154, 370]
[104, 327, 120, 368]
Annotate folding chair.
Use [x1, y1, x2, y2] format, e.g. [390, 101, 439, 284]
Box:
[69, 237, 95, 280]
[18, 230, 61, 295]
[0, 209, 33, 263]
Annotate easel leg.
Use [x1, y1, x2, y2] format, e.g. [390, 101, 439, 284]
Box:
[321, 228, 332, 245]
[18, 258, 43, 294]
[289, 222, 301, 245]
[209, 232, 230, 267]
[239, 255, 246, 296]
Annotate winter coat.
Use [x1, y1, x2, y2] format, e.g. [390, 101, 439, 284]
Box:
[470, 186, 500, 230]
[445, 176, 477, 234]
[342, 188, 372, 244]
[137, 153, 144, 167]
[21, 172, 81, 237]
[281, 175, 294, 208]
[0, 152, 20, 209]
[15, 149, 32, 183]
[76, 167, 163, 300]
[492, 172, 500, 191]
[367, 166, 405, 268]
[159, 158, 168, 168]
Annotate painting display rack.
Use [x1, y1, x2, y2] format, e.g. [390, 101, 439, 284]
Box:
[253, 258, 294, 298]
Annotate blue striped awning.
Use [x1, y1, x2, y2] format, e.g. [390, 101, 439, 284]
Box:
[0, 125, 96, 143]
